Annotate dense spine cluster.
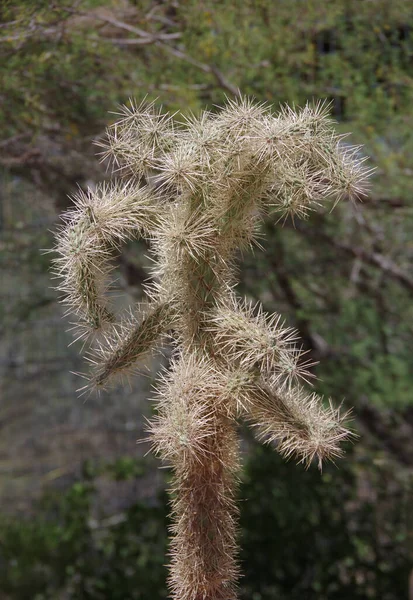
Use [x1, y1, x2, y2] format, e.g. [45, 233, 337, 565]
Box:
[53, 96, 370, 599]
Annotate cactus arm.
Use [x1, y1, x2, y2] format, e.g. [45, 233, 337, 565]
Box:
[207, 297, 314, 388]
[97, 97, 176, 178]
[53, 182, 160, 335]
[241, 377, 350, 468]
[207, 300, 350, 466]
[89, 301, 175, 389]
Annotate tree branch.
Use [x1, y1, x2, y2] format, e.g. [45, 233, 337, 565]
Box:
[328, 238, 413, 293]
[155, 41, 238, 96]
[294, 224, 413, 294]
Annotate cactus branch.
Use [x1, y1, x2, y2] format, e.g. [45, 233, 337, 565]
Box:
[89, 302, 174, 389]
[53, 181, 160, 334]
[243, 379, 351, 468]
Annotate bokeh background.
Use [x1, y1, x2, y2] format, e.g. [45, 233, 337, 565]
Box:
[0, 1, 412, 598]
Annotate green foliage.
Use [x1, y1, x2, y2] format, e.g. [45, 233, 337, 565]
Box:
[0, 2, 129, 139]
[0, 450, 411, 599]
[3, 0, 413, 157]
[0, 460, 168, 600]
[240, 442, 412, 600]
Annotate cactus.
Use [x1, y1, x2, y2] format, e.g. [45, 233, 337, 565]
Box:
[53, 96, 370, 599]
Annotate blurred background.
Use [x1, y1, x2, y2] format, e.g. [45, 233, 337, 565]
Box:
[0, 1, 412, 598]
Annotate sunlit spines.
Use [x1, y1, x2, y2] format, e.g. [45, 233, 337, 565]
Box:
[152, 203, 218, 264]
[262, 159, 330, 222]
[179, 110, 221, 171]
[270, 100, 336, 155]
[213, 94, 270, 144]
[71, 181, 161, 241]
[97, 97, 176, 177]
[249, 103, 371, 221]
[153, 143, 205, 195]
[321, 138, 373, 204]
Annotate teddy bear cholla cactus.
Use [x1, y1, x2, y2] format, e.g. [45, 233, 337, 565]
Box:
[53, 96, 369, 599]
